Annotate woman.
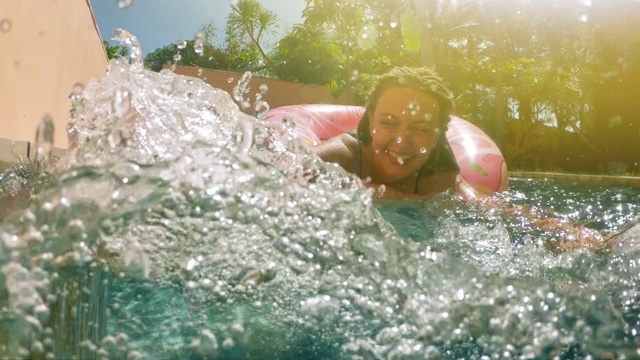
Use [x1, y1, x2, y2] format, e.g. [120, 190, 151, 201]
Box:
[314, 67, 613, 253]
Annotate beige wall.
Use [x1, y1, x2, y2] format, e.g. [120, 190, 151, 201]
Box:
[0, 0, 107, 151]
[172, 66, 352, 108]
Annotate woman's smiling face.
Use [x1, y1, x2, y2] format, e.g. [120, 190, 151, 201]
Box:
[369, 86, 441, 184]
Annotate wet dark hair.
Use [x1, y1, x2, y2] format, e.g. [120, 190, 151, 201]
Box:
[356, 67, 459, 175]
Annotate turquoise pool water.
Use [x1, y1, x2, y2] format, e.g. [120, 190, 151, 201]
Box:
[1, 37, 639, 359]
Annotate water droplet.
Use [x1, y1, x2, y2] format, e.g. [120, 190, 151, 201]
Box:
[108, 129, 127, 149]
[117, 0, 133, 8]
[228, 77, 234, 83]
[111, 28, 142, 70]
[390, 21, 398, 28]
[254, 101, 270, 118]
[408, 101, 420, 115]
[423, 113, 433, 122]
[396, 136, 403, 144]
[35, 115, 55, 162]
[197, 68, 203, 76]
[177, 40, 187, 50]
[194, 41, 204, 55]
[419, 147, 427, 154]
[240, 101, 251, 111]
[0, 19, 12, 33]
[259, 84, 269, 94]
[113, 88, 132, 117]
[233, 72, 252, 104]
[173, 53, 182, 62]
[69, 83, 85, 99]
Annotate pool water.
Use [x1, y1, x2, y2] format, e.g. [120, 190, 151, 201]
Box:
[1, 33, 640, 359]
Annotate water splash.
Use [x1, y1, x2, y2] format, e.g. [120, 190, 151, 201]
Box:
[111, 28, 142, 70]
[1, 30, 640, 359]
[34, 115, 54, 172]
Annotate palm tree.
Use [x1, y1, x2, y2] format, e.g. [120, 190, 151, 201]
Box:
[227, 0, 280, 77]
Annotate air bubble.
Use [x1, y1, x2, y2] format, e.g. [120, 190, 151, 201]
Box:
[396, 136, 403, 144]
[191, 329, 218, 356]
[259, 84, 269, 94]
[197, 68, 203, 76]
[173, 53, 182, 62]
[177, 40, 187, 50]
[419, 147, 427, 154]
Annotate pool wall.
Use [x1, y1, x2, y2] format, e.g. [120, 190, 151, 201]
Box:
[0, 0, 107, 150]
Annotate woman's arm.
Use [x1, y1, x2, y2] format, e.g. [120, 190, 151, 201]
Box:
[453, 175, 611, 254]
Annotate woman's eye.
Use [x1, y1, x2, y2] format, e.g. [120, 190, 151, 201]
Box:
[381, 121, 399, 127]
[412, 127, 433, 134]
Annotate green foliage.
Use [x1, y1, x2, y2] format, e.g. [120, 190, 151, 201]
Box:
[272, 0, 418, 98]
[227, 0, 280, 76]
[143, 0, 639, 173]
[103, 41, 129, 60]
[271, 25, 343, 85]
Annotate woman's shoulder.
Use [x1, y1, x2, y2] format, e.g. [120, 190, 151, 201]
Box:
[312, 134, 360, 174]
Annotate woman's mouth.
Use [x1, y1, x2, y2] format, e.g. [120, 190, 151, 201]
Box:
[386, 150, 413, 164]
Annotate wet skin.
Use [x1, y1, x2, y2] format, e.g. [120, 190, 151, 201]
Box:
[364, 86, 442, 193]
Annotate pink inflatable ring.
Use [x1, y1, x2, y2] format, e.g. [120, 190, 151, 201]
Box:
[263, 104, 509, 193]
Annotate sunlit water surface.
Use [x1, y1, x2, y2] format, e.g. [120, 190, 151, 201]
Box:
[1, 33, 640, 360]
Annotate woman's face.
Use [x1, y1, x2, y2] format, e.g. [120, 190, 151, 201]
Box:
[369, 86, 441, 184]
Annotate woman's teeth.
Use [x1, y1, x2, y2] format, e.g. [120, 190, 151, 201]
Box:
[387, 150, 411, 163]
[387, 150, 410, 160]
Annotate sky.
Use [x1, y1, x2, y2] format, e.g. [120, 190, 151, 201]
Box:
[89, 0, 305, 56]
